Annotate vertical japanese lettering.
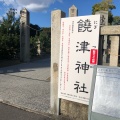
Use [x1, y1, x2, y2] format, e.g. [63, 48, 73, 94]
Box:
[77, 19, 92, 32]
[74, 81, 88, 93]
[75, 62, 90, 74]
[100, 15, 105, 25]
[76, 41, 90, 53]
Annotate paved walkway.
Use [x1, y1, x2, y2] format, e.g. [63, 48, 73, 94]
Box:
[0, 102, 52, 120]
[0, 58, 51, 114]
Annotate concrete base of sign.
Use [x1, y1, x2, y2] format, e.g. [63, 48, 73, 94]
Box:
[60, 99, 88, 120]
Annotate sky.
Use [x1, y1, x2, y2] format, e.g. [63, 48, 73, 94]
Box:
[0, 0, 120, 27]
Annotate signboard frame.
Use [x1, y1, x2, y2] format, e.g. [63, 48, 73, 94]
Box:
[58, 15, 100, 105]
[88, 65, 120, 120]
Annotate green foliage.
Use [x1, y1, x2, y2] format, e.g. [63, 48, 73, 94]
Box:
[30, 36, 38, 56]
[29, 24, 41, 56]
[30, 24, 41, 37]
[39, 27, 51, 54]
[92, 0, 116, 24]
[113, 16, 120, 25]
[108, 11, 113, 25]
[0, 8, 20, 59]
[30, 27, 51, 56]
[0, 8, 51, 59]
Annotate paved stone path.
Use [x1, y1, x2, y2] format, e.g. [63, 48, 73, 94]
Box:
[0, 58, 50, 114]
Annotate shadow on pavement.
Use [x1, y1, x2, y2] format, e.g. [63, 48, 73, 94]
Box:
[0, 102, 70, 120]
[0, 55, 50, 74]
[0, 102, 52, 120]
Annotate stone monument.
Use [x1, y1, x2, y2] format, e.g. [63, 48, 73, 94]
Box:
[69, 5, 78, 17]
[20, 8, 30, 62]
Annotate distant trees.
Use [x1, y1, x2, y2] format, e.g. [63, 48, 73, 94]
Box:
[92, 0, 116, 24]
[30, 24, 41, 56]
[30, 24, 41, 37]
[0, 8, 20, 59]
[112, 16, 120, 25]
[0, 8, 51, 59]
[39, 27, 51, 54]
[30, 25, 51, 57]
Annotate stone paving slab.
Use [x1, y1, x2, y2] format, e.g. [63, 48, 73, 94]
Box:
[0, 58, 51, 114]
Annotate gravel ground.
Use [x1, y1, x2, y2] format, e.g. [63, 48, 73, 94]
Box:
[0, 58, 51, 114]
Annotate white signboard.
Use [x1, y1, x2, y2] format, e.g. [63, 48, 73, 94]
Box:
[58, 15, 100, 105]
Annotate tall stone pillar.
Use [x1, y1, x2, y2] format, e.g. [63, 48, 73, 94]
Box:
[51, 10, 66, 115]
[109, 36, 119, 66]
[69, 5, 78, 17]
[95, 11, 108, 64]
[20, 8, 30, 62]
[95, 11, 108, 26]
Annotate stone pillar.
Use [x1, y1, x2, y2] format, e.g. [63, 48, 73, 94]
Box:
[109, 36, 119, 66]
[20, 8, 30, 62]
[51, 10, 66, 115]
[69, 5, 78, 17]
[95, 11, 108, 64]
[95, 11, 108, 26]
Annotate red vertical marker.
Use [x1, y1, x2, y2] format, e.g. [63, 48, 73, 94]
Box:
[90, 49, 98, 64]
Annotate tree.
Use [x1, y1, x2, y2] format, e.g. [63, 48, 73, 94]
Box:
[39, 27, 51, 54]
[29, 24, 41, 56]
[30, 26, 51, 56]
[112, 16, 120, 25]
[30, 36, 38, 56]
[92, 0, 116, 24]
[0, 8, 20, 59]
[30, 24, 41, 37]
